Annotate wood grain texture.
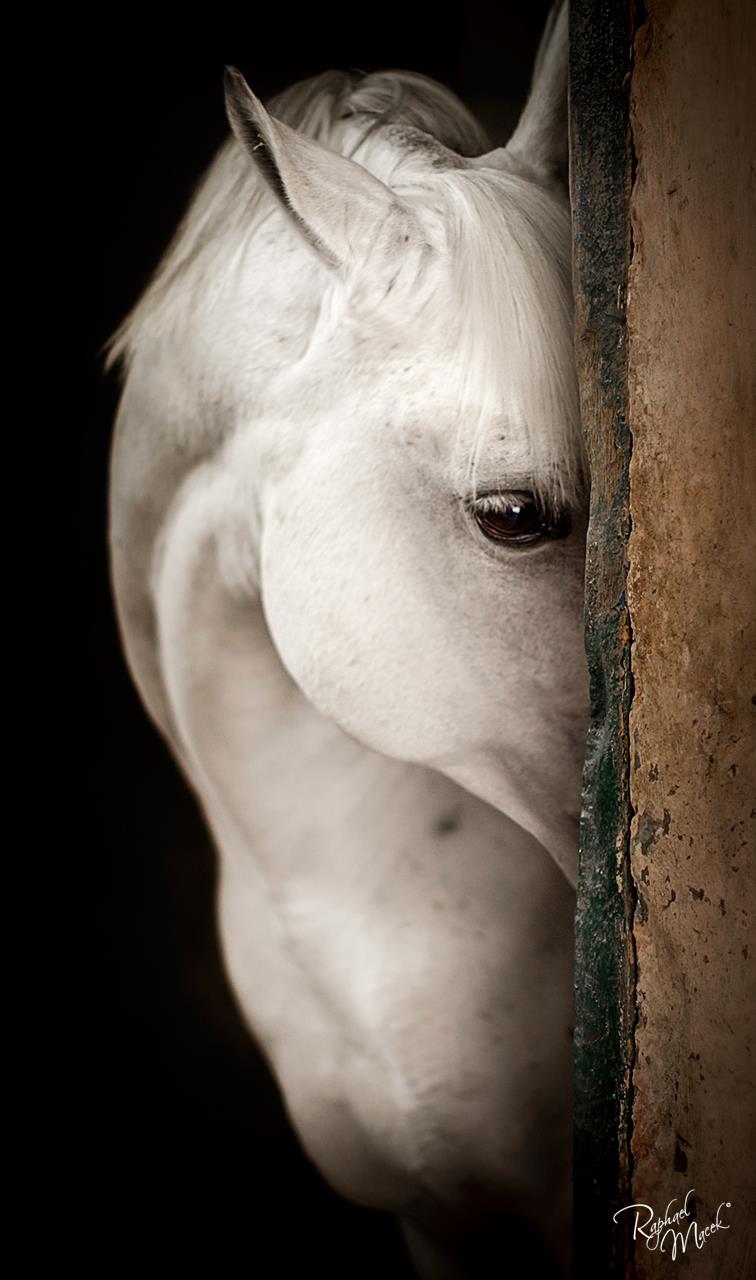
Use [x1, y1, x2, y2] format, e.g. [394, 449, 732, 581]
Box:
[627, 1, 756, 1275]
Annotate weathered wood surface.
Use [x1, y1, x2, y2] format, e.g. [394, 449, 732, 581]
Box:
[627, 1, 756, 1275]
[572, 0, 755, 1274]
[569, 2, 636, 1275]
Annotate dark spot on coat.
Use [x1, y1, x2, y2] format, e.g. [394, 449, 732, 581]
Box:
[434, 812, 461, 837]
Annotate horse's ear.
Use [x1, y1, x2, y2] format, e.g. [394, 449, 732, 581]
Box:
[507, 0, 568, 183]
[224, 67, 406, 271]
[476, 1, 568, 186]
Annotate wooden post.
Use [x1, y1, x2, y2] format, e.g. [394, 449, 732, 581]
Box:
[572, 1, 756, 1275]
[570, 3, 636, 1274]
[627, 2, 756, 1276]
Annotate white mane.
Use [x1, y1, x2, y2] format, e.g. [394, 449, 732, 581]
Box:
[108, 66, 585, 507]
[107, 70, 488, 366]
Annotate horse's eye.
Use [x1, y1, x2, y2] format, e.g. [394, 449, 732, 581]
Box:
[472, 494, 568, 545]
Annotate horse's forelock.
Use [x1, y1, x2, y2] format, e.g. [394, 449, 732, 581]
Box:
[435, 170, 586, 511]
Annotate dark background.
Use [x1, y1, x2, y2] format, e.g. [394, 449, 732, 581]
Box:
[49, 3, 553, 1273]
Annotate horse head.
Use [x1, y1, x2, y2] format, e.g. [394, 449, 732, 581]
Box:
[219, 2, 586, 885]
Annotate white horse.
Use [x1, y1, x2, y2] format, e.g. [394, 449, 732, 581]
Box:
[109, 3, 586, 1274]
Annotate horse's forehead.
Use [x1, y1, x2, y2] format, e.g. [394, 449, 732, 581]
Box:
[266, 284, 517, 456]
[275, 349, 529, 491]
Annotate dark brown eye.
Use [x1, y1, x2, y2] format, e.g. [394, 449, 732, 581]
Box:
[472, 493, 571, 545]
[474, 494, 544, 543]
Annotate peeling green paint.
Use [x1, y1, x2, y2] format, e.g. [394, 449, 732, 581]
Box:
[569, 2, 638, 1275]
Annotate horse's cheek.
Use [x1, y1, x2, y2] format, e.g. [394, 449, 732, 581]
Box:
[258, 515, 431, 761]
[258, 522, 375, 735]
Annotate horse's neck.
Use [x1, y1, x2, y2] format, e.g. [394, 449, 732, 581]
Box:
[109, 189, 327, 737]
[114, 429, 574, 1229]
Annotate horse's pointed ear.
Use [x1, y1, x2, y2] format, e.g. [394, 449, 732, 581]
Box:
[475, 1, 568, 186]
[507, 0, 568, 183]
[224, 67, 405, 271]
